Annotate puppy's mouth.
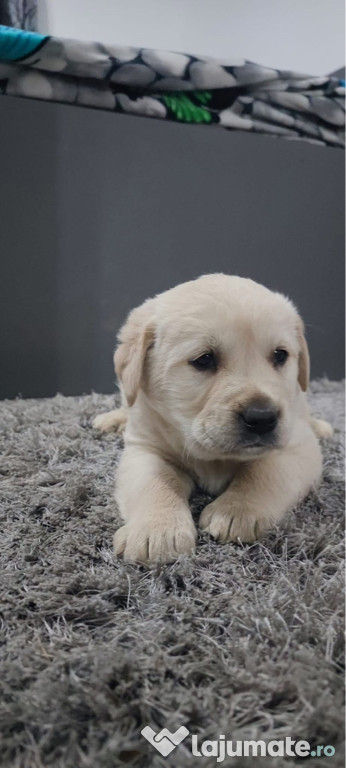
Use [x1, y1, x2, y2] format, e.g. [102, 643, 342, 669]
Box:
[191, 420, 283, 461]
[191, 431, 280, 461]
[234, 432, 279, 457]
[226, 431, 280, 459]
[238, 429, 279, 448]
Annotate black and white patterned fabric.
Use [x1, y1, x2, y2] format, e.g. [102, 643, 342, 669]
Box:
[0, 0, 36, 30]
[0, 25, 344, 148]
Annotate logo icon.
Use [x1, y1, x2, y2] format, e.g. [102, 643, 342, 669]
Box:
[141, 725, 189, 756]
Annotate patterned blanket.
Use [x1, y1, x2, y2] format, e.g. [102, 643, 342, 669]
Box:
[0, 24, 344, 148]
[0, 1, 36, 30]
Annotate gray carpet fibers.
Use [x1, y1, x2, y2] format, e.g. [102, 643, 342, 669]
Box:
[0, 380, 344, 768]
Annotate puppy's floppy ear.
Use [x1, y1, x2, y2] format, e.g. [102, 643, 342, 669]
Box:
[297, 317, 310, 392]
[114, 299, 155, 407]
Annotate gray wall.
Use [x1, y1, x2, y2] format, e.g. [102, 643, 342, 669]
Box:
[0, 95, 344, 399]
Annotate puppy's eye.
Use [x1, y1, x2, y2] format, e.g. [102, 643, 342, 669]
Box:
[190, 352, 217, 372]
[273, 348, 288, 367]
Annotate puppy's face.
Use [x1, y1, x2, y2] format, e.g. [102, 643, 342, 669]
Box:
[116, 275, 309, 462]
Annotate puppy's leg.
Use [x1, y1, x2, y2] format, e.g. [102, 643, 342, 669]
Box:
[93, 407, 127, 434]
[114, 447, 196, 563]
[200, 422, 322, 544]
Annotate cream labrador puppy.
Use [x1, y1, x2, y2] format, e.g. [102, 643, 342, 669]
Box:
[94, 274, 332, 563]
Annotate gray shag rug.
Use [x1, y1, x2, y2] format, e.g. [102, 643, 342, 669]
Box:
[0, 380, 344, 768]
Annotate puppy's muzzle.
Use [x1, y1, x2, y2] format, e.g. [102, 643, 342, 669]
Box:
[239, 402, 279, 438]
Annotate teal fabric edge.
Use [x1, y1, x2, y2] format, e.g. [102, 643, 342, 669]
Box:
[0, 25, 48, 61]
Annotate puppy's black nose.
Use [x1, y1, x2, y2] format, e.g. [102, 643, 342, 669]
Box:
[240, 404, 279, 436]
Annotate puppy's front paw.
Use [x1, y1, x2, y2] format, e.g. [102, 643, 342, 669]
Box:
[200, 498, 265, 544]
[311, 418, 334, 440]
[113, 518, 196, 563]
[93, 408, 127, 434]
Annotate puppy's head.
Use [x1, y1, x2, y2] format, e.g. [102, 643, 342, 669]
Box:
[115, 275, 309, 461]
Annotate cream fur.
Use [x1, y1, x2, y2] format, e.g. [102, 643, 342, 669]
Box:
[93, 274, 332, 563]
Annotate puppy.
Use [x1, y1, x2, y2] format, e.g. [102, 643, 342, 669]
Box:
[94, 274, 332, 563]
